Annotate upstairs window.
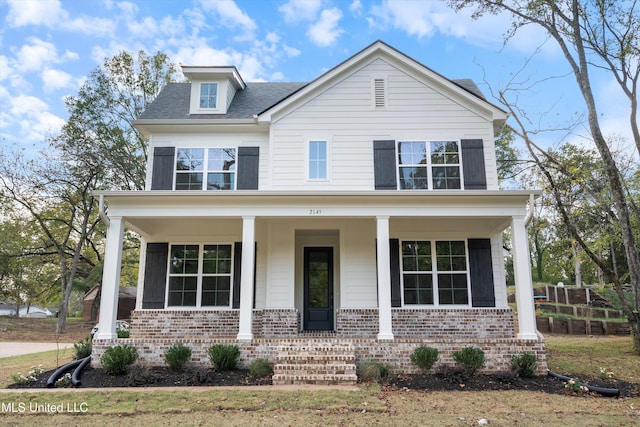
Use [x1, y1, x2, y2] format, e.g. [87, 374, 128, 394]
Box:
[199, 83, 218, 109]
[308, 140, 327, 180]
[175, 148, 236, 190]
[398, 141, 462, 190]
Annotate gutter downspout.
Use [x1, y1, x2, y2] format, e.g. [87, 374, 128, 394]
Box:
[524, 193, 535, 226]
[98, 194, 110, 227]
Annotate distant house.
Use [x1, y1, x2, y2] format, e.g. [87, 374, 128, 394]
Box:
[0, 302, 52, 318]
[93, 41, 544, 383]
[0, 301, 17, 317]
[82, 286, 136, 321]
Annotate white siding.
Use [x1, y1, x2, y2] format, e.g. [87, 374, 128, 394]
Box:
[340, 220, 378, 308]
[268, 58, 498, 190]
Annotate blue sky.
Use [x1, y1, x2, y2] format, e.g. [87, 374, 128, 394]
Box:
[0, 0, 631, 153]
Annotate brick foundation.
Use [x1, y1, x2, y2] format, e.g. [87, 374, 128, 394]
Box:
[91, 336, 547, 375]
[337, 308, 515, 338]
[101, 306, 544, 375]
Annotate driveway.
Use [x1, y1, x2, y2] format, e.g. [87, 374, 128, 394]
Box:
[0, 342, 75, 358]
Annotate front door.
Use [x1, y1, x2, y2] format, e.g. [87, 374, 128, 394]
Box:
[303, 247, 334, 330]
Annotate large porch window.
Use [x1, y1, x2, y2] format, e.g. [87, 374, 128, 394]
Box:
[167, 244, 233, 307]
[401, 240, 469, 305]
[398, 141, 462, 190]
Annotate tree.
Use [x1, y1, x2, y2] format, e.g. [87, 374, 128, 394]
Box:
[0, 50, 177, 333]
[450, 0, 640, 351]
[61, 50, 178, 191]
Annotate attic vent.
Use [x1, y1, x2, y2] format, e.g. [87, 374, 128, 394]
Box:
[374, 78, 386, 108]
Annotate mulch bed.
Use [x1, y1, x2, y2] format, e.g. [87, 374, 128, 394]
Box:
[7, 365, 640, 397]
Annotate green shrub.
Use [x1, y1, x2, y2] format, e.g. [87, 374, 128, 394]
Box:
[452, 346, 485, 375]
[358, 360, 391, 383]
[249, 358, 273, 377]
[410, 346, 439, 372]
[100, 344, 138, 375]
[73, 336, 92, 359]
[510, 353, 537, 378]
[164, 343, 192, 372]
[208, 344, 240, 371]
[117, 329, 130, 338]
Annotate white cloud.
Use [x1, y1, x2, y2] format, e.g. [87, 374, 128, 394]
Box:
[41, 69, 74, 93]
[13, 38, 62, 73]
[5, 0, 65, 27]
[5, 0, 115, 37]
[128, 16, 159, 38]
[283, 45, 301, 57]
[349, 0, 362, 17]
[198, 0, 257, 41]
[307, 8, 343, 47]
[4, 95, 65, 143]
[279, 0, 323, 23]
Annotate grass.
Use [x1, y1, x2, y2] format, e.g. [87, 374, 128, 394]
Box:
[0, 317, 92, 343]
[1, 335, 639, 426]
[545, 334, 640, 382]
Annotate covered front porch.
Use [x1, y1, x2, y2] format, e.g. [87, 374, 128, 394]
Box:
[93, 190, 542, 375]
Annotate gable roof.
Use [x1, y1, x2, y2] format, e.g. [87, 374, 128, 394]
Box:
[135, 40, 505, 130]
[139, 81, 307, 120]
[258, 40, 507, 127]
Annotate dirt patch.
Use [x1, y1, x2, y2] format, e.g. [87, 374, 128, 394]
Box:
[8, 366, 640, 397]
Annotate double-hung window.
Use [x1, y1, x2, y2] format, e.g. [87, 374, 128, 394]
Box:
[199, 83, 218, 109]
[398, 141, 461, 189]
[167, 244, 233, 308]
[175, 148, 236, 190]
[401, 240, 469, 306]
[308, 140, 327, 180]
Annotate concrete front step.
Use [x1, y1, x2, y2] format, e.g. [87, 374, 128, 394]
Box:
[272, 344, 358, 385]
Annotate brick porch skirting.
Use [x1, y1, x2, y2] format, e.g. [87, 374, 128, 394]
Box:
[91, 336, 547, 375]
[94, 307, 543, 374]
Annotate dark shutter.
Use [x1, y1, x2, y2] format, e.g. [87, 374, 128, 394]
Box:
[373, 140, 397, 190]
[232, 242, 257, 309]
[468, 238, 495, 307]
[142, 243, 168, 309]
[151, 147, 175, 190]
[236, 146, 259, 190]
[232, 242, 242, 309]
[461, 139, 487, 190]
[389, 238, 402, 307]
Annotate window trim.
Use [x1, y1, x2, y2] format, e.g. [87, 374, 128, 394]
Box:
[198, 82, 219, 110]
[165, 243, 235, 309]
[396, 140, 465, 190]
[399, 239, 471, 307]
[173, 147, 237, 191]
[307, 140, 329, 181]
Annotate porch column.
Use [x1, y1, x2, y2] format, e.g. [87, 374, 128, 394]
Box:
[512, 216, 538, 339]
[95, 216, 124, 340]
[237, 216, 255, 341]
[376, 216, 394, 340]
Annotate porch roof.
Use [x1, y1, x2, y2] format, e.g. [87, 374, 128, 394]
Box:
[94, 190, 540, 237]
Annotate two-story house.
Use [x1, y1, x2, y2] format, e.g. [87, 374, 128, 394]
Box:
[93, 41, 545, 383]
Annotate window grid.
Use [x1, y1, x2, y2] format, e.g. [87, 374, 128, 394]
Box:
[199, 83, 218, 109]
[397, 141, 462, 190]
[175, 148, 236, 191]
[308, 141, 327, 180]
[400, 240, 470, 306]
[167, 244, 233, 308]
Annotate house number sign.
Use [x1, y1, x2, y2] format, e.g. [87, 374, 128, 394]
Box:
[308, 209, 322, 215]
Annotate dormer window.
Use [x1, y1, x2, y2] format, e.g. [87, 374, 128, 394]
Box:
[199, 83, 218, 109]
